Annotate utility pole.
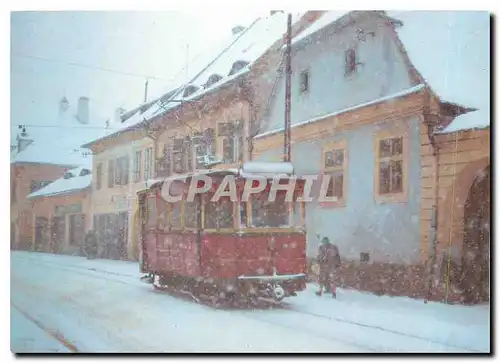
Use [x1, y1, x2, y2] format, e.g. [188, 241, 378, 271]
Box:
[283, 13, 292, 163]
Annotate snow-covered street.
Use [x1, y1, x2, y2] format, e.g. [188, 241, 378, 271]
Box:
[10, 251, 490, 353]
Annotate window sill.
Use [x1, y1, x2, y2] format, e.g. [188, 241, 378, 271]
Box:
[375, 193, 407, 205]
[319, 200, 346, 209]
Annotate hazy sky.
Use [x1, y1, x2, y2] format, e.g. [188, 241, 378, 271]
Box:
[10, 10, 266, 144]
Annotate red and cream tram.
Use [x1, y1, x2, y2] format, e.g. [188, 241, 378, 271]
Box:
[137, 162, 307, 305]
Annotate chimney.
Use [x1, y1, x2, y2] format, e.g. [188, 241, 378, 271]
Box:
[16, 126, 34, 153]
[114, 107, 126, 123]
[77, 97, 90, 124]
[232, 25, 245, 36]
[59, 96, 69, 115]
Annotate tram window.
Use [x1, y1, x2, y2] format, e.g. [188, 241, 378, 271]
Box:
[146, 196, 157, 228]
[219, 198, 234, 229]
[204, 197, 217, 230]
[251, 192, 289, 228]
[157, 197, 169, 231]
[170, 202, 182, 229]
[293, 202, 305, 227]
[239, 202, 248, 228]
[184, 201, 197, 228]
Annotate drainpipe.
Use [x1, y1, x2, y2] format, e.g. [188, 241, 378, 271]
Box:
[247, 96, 255, 161]
[423, 99, 441, 303]
[145, 122, 157, 189]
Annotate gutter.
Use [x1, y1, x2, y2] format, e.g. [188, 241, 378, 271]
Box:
[422, 96, 441, 303]
[27, 185, 91, 200]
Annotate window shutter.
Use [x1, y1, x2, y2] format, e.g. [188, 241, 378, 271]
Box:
[115, 158, 122, 185]
[173, 138, 183, 152]
[163, 144, 171, 176]
[108, 160, 115, 188]
[204, 128, 215, 155]
[185, 137, 193, 172]
[124, 156, 129, 185]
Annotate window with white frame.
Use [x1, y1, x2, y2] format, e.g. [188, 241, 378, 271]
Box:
[217, 121, 244, 164]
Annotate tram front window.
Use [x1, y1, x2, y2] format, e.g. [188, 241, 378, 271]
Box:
[219, 198, 233, 229]
[146, 196, 157, 228]
[251, 192, 290, 228]
[184, 201, 197, 228]
[204, 194, 217, 229]
[171, 201, 182, 229]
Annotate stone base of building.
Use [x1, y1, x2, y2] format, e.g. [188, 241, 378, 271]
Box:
[306, 258, 477, 305]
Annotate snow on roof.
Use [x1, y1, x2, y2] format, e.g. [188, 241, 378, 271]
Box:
[10, 140, 92, 167]
[27, 166, 92, 199]
[290, 11, 350, 46]
[439, 108, 490, 134]
[12, 99, 108, 166]
[256, 84, 425, 139]
[285, 10, 490, 134]
[87, 13, 304, 146]
[389, 11, 490, 113]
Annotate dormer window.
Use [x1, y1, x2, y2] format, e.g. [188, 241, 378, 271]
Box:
[63, 172, 75, 180]
[79, 168, 91, 177]
[183, 84, 200, 98]
[205, 74, 223, 88]
[228, 60, 249, 76]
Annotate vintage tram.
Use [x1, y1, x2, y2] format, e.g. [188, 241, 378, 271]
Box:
[137, 162, 307, 305]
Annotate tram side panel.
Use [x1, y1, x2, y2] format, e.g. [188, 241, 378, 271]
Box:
[199, 233, 307, 279]
[156, 232, 201, 277]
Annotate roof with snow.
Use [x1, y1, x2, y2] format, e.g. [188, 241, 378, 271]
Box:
[439, 109, 490, 134]
[27, 166, 92, 199]
[388, 11, 490, 132]
[287, 11, 490, 134]
[84, 12, 304, 147]
[290, 11, 350, 46]
[11, 98, 111, 166]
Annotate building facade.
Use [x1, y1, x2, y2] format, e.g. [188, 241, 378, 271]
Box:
[252, 11, 490, 302]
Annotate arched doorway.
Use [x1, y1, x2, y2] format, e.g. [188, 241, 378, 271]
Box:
[461, 166, 490, 303]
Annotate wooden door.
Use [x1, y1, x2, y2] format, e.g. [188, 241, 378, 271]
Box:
[69, 214, 85, 254]
[35, 217, 49, 252]
[51, 216, 65, 253]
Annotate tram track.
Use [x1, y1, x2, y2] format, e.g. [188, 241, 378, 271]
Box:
[11, 301, 79, 353]
[12, 253, 481, 352]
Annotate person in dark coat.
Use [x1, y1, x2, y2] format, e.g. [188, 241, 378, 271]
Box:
[84, 229, 98, 260]
[316, 237, 341, 298]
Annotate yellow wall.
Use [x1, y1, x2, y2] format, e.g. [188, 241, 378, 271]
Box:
[90, 137, 155, 259]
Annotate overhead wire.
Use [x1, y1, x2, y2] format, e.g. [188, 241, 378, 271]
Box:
[12, 52, 173, 81]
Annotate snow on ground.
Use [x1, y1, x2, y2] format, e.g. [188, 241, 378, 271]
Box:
[11, 307, 70, 353]
[10, 251, 490, 353]
[290, 285, 489, 352]
[11, 252, 361, 353]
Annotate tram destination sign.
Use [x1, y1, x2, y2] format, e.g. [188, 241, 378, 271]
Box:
[160, 173, 339, 203]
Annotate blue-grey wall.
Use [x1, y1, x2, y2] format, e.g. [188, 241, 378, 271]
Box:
[260, 14, 414, 134]
[256, 116, 422, 265]
[255, 14, 423, 265]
